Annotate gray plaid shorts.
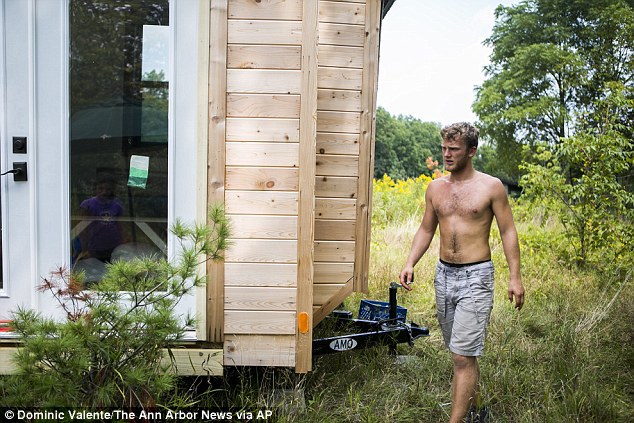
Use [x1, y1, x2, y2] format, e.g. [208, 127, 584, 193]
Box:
[434, 260, 494, 356]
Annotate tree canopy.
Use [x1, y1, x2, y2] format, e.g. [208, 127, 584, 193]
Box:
[520, 83, 634, 266]
[374, 107, 442, 179]
[473, 0, 634, 178]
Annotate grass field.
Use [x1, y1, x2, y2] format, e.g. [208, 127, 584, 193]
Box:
[200, 179, 633, 423]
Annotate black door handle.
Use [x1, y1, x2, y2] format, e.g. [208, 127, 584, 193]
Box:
[0, 162, 27, 181]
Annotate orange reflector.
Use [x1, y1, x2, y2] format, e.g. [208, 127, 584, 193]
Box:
[298, 312, 310, 334]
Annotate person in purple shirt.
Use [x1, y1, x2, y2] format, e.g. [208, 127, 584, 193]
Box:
[78, 178, 124, 262]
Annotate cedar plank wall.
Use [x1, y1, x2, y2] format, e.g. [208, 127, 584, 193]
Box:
[312, 0, 381, 324]
[212, 0, 380, 367]
[222, 0, 306, 367]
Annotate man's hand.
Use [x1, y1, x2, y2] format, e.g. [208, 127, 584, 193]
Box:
[399, 266, 414, 291]
[508, 279, 525, 310]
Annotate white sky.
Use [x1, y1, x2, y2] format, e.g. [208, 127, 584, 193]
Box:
[377, 0, 516, 126]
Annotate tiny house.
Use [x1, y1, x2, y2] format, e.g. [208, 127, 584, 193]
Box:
[0, 0, 395, 374]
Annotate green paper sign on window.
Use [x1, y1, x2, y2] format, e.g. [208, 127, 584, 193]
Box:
[128, 155, 150, 189]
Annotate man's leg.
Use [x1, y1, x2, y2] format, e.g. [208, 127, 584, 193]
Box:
[449, 353, 479, 423]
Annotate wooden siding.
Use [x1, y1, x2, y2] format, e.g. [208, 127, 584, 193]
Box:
[226, 118, 300, 142]
[224, 335, 295, 367]
[227, 45, 302, 69]
[313, 0, 380, 324]
[228, 0, 302, 20]
[296, 0, 319, 372]
[214, 0, 318, 370]
[225, 263, 297, 286]
[208, 0, 382, 368]
[355, 0, 381, 294]
[207, 0, 229, 344]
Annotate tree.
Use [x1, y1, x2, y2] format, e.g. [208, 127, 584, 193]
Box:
[520, 83, 634, 267]
[473, 0, 634, 179]
[70, 0, 169, 111]
[472, 141, 509, 180]
[374, 107, 442, 179]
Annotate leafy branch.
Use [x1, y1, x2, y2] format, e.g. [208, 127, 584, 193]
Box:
[3, 206, 230, 408]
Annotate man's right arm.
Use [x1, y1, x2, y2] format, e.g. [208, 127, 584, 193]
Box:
[399, 183, 438, 290]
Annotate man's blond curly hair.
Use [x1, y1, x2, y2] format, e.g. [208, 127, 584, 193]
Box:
[441, 122, 479, 149]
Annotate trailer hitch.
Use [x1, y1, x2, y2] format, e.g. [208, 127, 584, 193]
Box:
[313, 282, 429, 356]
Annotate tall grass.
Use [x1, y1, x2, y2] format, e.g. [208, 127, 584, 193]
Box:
[288, 176, 632, 422]
[203, 176, 634, 422]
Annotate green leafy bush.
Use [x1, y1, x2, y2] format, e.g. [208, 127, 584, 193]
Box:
[1, 207, 229, 408]
[520, 83, 634, 270]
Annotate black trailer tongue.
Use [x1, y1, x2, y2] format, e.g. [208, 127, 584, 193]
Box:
[313, 282, 429, 356]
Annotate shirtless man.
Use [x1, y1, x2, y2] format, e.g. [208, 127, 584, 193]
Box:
[399, 122, 524, 423]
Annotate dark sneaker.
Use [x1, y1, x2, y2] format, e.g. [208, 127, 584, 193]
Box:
[466, 406, 489, 423]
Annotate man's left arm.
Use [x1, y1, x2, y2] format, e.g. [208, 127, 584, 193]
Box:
[491, 180, 525, 310]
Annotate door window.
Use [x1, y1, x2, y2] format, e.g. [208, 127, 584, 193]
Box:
[69, 1, 169, 283]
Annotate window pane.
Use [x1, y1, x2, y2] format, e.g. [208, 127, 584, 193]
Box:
[69, 0, 169, 283]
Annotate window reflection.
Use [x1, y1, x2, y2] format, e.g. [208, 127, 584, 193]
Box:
[69, 0, 169, 283]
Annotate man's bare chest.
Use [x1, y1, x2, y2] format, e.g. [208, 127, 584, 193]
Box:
[432, 185, 492, 218]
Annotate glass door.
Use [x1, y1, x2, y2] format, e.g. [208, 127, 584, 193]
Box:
[69, 1, 170, 282]
[0, 0, 204, 338]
